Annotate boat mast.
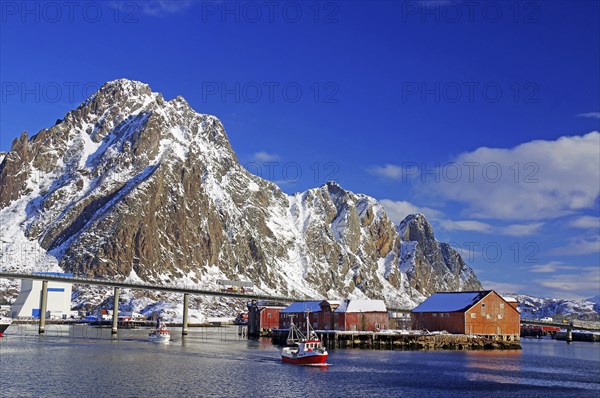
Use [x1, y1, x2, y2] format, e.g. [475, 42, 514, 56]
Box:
[305, 310, 310, 339]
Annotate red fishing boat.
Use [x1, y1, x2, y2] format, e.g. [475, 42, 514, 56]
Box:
[281, 312, 328, 365]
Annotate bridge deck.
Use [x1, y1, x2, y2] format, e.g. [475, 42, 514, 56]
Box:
[0, 271, 298, 302]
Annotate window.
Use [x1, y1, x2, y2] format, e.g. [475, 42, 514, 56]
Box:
[375, 323, 381, 329]
[498, 314, 504, 319]
[499, 303, 505, 309]
[334, 323, 338, 329]
[313, 322, 318, 328]
[471, 313, 476, 318]
[444, 313, 449, 318]
[486, 314, 491, 319]
[267, 313, 271, 318]
[432, 313, 437, 317]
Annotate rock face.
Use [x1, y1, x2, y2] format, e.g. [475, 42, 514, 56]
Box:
[0, 79, 482, 309]
[399, 214, 483, 296]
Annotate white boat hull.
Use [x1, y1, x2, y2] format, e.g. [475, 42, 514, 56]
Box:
[148, 333, 170, 343]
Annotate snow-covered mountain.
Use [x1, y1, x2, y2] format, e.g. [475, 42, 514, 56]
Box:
[512, 294, 600, 321]
[0, 79, 482, 317]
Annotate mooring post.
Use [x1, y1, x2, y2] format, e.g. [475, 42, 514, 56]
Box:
[182, 293, 189, 336]
[111, 287, 119, 337]
[38, 280, 48, 335]
[566, 322, 573, 343]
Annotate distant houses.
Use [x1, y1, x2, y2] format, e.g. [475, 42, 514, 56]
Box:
[279, 299, 389, 332]
[411, 290, 520, 341]
[250, 290, 520, 342]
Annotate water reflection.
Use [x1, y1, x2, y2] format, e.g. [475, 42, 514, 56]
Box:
[1, 327, 598, 398]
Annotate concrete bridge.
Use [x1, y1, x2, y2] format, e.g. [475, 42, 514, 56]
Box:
[0, 271, 301, 337]
[520, 319, 600, 343]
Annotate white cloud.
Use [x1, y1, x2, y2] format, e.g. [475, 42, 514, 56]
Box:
[499, 222, 544, 237]
[481, 280, 527, 294]
[251, 151, 281, 162]
[577, 112, 600, 119]
[528, 261, 578, 273]
[568, 215, 600, 229]
[368, 164, 403, 180]
[427, 132, 600, 220]
[437, 219, 542, 236]
[139, 1, 194, 16]
[439, 219, 492, 233]
[549, 235, 600, 256]
[534, 267, 600, 297]
[380, 199, 443, 224]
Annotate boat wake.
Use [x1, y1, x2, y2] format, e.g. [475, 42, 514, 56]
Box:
[304, 363, 330, 367]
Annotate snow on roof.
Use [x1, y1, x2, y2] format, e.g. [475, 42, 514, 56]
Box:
[281, 301, 323, 313]
[281, 300, 388, 313]
[412, 291, 491, 313]
[502, 296, 518, 302]
[335, 300, 387, 313]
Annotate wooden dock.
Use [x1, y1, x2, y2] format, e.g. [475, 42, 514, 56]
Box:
[272, 329, 521, 350]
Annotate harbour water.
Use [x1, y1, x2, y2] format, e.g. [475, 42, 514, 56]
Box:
[1, 325, 599, 397]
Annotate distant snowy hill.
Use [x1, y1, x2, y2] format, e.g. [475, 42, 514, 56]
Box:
[588, 295, 600, 305]
[0, 79, 482, 318]
[511, 294, 600, 321]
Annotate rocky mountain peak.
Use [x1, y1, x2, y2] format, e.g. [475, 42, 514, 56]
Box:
[399, 213, 435, 245]
[0, 79, 484, 313]
[398, 212, 483, 296]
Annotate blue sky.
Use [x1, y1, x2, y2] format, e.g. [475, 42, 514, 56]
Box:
[1, 0, 599, 299]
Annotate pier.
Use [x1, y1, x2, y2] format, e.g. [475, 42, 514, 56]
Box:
[272, 329, 521, 350]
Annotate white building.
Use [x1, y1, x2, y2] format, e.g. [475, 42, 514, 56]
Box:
[11, 272, 73, 319]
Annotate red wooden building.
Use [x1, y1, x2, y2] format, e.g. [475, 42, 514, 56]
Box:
[411, 290, 520, 341]
[247, 300, 286, 336]
[279, 299, 388, 332]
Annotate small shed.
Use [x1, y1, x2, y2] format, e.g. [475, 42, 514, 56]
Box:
[411, 290, 520, 340]
[247, 300, 287, 337]
[333, 300, 388, 331]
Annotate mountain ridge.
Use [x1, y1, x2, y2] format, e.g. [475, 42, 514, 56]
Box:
[0, 79, 483, 315]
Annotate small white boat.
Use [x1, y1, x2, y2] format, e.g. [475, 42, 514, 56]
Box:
[148, 319, 171, 343]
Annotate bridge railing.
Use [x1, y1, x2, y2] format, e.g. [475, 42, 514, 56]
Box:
[0, 271, 301, 302]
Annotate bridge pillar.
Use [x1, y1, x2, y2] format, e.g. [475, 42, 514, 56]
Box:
[566, 323, 573, 343]
[38, 280, 48, 335]
[182, 293, 189, 336]
[111, 287, 120, 337]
